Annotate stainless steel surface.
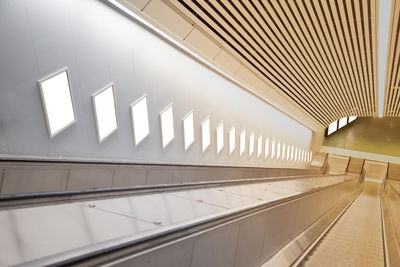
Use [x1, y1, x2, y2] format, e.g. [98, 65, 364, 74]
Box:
[382, 180, 400, 266]
[0, 175, 359, 266]
[303, 181, 385, 267]
[263, 186, 360, 267]
[326, 154, 349, 175]
[0, 160, 322, 196]
[347, 157, 365, 174]
[0, 202, 156, 266]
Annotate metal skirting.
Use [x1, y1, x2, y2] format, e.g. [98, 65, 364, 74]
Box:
[303, 182, 385, 267]
[381, 181, 400, 266]
[0, 176, 360, 266]
[261, 187, 360, 267]
[0, 160, 322, 197]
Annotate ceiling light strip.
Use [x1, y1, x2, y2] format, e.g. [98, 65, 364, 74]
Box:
[378, 0, 392, 117]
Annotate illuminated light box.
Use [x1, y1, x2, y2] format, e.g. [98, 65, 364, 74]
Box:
[240, 129, 246, 156]
[287, 144, 290, 160]
[265, 137, 269, 158]
[249, 132, 254, 157]
[160, 103, 175, 148]
[277, 141, 281, 160]
[183, 111, 194, 151]
[271, 140, 275, 159]
[257, 136, 262, 158]
[38, 68, 76, 138]
[291, 146, 294, 160]
[349, 116, 357, 123]
[229, 127, 235, 155]
[282, 143, 286, 160]
[201, 117, 211, 152]
[216, 122, 224, 154]
[92, 84, 118, 143]
[130, 94, 150, 146]
[338, 117, 347, 129]
[328, 120, 338, 135]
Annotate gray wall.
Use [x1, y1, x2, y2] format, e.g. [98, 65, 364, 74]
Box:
[0, 0, 312, 168]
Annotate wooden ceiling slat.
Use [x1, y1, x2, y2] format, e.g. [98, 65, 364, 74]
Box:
[230, 0, 339, 120]
[337, 0, 368, 115]
[294, 0, 351, 119]
[327, 0, 366, 116]
[349, 0, 372, 114]
[197, 0, 332, 124]
[302, 0, 353, 117]
[385, 0, 400, 115]
[170, 0, 384, 126]
[362, 0, 374, 115]
[312, 0, 360, 115]
[371, 0, 378, 115]
[181, 0, 329, 124]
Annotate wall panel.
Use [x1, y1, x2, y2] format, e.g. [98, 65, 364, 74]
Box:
[0, 0, 312, 168]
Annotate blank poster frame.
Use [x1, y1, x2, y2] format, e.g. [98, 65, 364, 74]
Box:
[249, 131, 255, 157]
[201, 116, 211, 152]
[229, 127, 236, 155]
[159, 103, 175, 149]
[257, 136, 262, 158]
[92, 83, 119, 143]
[240, 129, 246, 156]
[130, 94, 150, 146]
[38, 67, 77, 138]
[182, 110, 195, 151]
[216, 122, 224, 154]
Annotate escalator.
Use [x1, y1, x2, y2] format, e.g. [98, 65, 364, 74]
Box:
[302, 182, 384, 267]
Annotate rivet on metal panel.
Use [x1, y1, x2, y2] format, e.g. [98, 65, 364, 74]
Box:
[89, 202, 96, 208]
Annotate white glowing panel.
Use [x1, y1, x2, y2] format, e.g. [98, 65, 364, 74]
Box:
[38, 68, 76, 137]
[229, 127, 235, 155]
[277, 141, 281, 160]
[216, 122, 224, 154]
[201, 117, 210, 152]
[295, 148, 298, 161]
[240, 130, 246, 156]
[282, 143, 286, 160]
[271, 140, 275, 159]
[249, 132, 254, 157]
[291, 146, 294, 160]
[349, 116, 357, 122]
[160, 104, 175, 148]
[328, 121, 338, 135]
[338, 117, 347, 129]
[92, 84, 118, 142]
[183, 111, 194, 151]
[265, 137, 269, 158]
[286, 145, 290, 160]
[130, 95, 150, 146]
[257, 136, 262, 158]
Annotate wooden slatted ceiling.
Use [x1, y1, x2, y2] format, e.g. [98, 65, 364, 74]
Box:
[172, 0, 379, 126]
[385, 0, 400, 116]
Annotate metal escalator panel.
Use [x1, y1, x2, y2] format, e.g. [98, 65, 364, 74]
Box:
[303, 182, 384, 267]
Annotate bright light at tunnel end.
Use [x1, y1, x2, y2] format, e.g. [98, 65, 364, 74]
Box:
[378, 0, 392, 118]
